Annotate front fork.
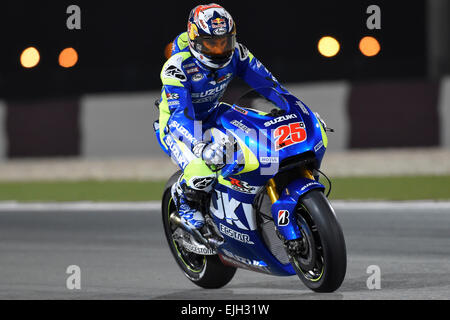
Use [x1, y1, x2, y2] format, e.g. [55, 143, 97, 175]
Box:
[266, 178, 280, 204]
[267, 168, 324, 241]
[266, 168, 315, 202]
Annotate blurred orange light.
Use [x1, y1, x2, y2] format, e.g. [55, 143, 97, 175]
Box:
[359, 36, 380, 57]
[317, 36, 340, 58]
[59, 47, 78, 68]
[164, 42, 173, 59]
[20, 47, 40, 68]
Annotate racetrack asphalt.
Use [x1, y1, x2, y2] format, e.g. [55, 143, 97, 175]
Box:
[0, 201, 449, 300]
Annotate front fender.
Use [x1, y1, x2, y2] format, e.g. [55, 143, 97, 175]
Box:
[270, 178, 325, 241]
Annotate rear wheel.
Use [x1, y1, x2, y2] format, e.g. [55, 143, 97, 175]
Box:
[288, 190, 347, 292]
[161, 171, 236, 288]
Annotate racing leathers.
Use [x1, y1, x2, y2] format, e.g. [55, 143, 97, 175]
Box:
[158, 32, 290, 230]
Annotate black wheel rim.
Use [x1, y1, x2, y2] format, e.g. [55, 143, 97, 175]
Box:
[292, 205, 325, 282]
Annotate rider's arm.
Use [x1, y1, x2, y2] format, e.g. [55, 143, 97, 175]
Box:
[160, 54, 200, 152]
[160, 53, 224, 166]
[163, 84, 223, 164]
[235, 43, 291, 110]
[164, 85, 201, 150]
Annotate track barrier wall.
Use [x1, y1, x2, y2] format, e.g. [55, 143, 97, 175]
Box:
[0, 77, 449, 160]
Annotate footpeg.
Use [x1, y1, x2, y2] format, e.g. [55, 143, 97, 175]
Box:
[207, 237, 224, 248]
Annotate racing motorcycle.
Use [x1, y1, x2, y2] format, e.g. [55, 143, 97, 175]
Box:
[154, 87, 347, 293]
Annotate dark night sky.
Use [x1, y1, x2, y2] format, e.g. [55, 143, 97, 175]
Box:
[0, 0, 427, 99]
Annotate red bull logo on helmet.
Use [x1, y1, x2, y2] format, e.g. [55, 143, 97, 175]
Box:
[211, 17, 226, 28]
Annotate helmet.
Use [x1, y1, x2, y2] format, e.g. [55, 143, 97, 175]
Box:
[187, 4, 236, 69]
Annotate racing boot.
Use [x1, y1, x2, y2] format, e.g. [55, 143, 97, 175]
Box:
[171, 175, 224, 248]
[171, 179, 205, 230]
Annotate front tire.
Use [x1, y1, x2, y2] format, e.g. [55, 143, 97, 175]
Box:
[161, 171, 236, 289]
[289, 190, 347, 292]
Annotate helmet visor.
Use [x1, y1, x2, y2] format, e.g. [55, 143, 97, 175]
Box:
[195, 34, 236, 58]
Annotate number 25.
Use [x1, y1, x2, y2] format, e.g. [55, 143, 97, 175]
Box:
[274, 122, 306, 151]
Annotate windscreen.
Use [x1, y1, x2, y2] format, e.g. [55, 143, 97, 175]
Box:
[234, 87, 289, 114]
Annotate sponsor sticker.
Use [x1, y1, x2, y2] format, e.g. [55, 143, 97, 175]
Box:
[213, 27, 227, 35]
[186, 67, 199, 74]
[210, 190, 256, 230]
[182, 240, 216, 255]
[192, 73, 204, 81]
[228, 177, 256, 194]
[167, 100, 180, 107]
[169, 120, 198, 145]
[277, 210, 290, 226]
[314, 140, 324, 152]
[221, 249, 267, 268]
[216, 73, 232, 84]
[230, 119, 250, 133]
[273, 122, 307, 151]
[163, 135, 188, 169]
[264, 113, 298, 127]
[211, 17, 226, 28]
[163, 64, 186, 81]
[166, 92, 180, 100]
[237, 43, 249, 61]
[232, 105, 248, 115]
[219, 252, 271, 274]
[259, 156, 279, 164]
[191, 83, 227, 98]
[220, 223, 254, 244]
[191, 176, 215, 190]
[295, 101, 310, 115]
[300, 181, 322, 191]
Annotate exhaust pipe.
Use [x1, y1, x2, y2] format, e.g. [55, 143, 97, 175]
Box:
[169, 213, 210, 247]
[169, 213, 182, 226]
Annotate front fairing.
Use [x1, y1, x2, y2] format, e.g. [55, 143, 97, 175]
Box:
[217, 92, 327, 185]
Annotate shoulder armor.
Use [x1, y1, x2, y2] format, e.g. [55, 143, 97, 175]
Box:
[236, 42, 250, 61]
[161, 52, 192, 86]
[176, 32, 189, 51]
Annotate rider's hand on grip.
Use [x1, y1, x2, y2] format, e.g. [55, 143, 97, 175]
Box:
[203, 142, 225, 168]
[193, 141, 226, 171]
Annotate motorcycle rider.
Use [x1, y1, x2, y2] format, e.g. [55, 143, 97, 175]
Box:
[157, 4, 294, 233]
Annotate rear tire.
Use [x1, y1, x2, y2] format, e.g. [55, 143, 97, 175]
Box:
[289, 190, 347, 292]
[161, 171, 237, 289]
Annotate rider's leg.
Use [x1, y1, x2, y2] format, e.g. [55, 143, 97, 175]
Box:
[158, 101, 228, 230]
[162, 133, 215, 229]
[171, 174, 215, 229]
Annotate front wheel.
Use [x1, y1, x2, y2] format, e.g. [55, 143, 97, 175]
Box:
[289, 190, 347, 292]
[161, 171, 236, 289]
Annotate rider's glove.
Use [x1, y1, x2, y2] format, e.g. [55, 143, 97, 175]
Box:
[193, 141, 225, 170]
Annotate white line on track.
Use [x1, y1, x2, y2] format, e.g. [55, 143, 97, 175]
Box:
[0, 200, 449, 212]
[331, 200, 450, 210]
[0, 201, 161, 211]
